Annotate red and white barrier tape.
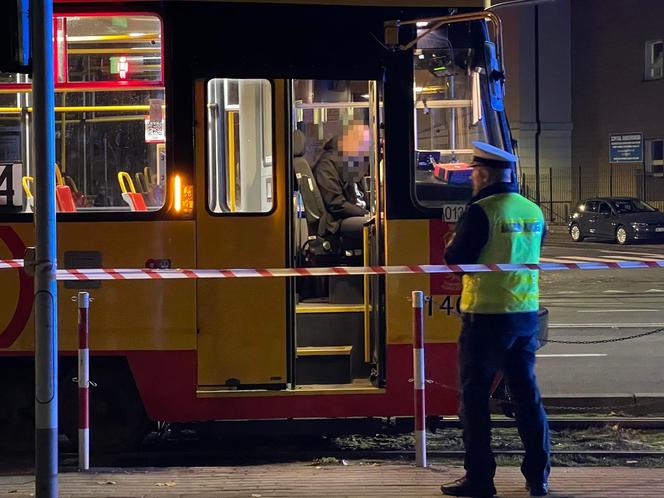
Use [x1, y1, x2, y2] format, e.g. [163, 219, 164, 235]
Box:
[1, 259, 664, 279]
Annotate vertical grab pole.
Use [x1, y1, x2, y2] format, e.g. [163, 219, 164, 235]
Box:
[412, 291, 426, 468]
[78, 292, 90, 471]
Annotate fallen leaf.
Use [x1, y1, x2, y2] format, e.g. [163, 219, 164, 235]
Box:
[96, 481, 116, 485]
[626, 460, 637, 464]
[251, 494, 262, 497]
[341, 460, 349, 466]
[8, 490, 18, 494]
[155, 481, 177, 487]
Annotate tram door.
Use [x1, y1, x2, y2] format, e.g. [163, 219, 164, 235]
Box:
[291, 80, 384, 388]
[195, 79, 288, 389]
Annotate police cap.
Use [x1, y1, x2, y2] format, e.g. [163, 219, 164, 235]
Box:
[470, 141, 516, 169]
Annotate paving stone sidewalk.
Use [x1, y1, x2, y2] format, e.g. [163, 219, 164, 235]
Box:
[1, 462, 663, 497]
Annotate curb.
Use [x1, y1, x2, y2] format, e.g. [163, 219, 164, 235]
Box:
[542, 394, 664, 415]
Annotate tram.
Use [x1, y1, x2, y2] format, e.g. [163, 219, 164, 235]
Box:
[0, 0, 518, 450]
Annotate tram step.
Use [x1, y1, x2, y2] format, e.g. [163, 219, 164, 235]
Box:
[329, 275, 364, 304]
[296, 346, 352, 385]
[296, 310, 368, 378]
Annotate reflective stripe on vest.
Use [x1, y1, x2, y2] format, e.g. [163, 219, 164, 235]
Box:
[461, 192, 544, 314]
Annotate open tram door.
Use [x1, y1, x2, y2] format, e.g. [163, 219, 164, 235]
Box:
[194, 79, 289, 391]
[290, 79, 386, 389]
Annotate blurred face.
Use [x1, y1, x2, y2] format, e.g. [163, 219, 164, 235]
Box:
[340, 123, 370, 157]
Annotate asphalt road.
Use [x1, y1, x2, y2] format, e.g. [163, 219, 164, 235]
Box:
[536, 229, 664, 398]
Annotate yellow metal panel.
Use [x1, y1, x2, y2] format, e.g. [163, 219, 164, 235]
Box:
[384, 219, 460, 345]
[0, 221, 196, 352]
[194, 80, 288, 387]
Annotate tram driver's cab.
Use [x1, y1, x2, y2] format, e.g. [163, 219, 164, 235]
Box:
[412, 19, 510, 209]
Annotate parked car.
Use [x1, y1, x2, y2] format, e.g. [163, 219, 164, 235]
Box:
[569, 197, 664, 245]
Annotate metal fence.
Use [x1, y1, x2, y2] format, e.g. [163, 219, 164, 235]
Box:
[520, 165, 664, 223]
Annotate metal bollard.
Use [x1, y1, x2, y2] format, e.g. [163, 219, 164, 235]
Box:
[412, 290, 426, 468]
[77, 292, 90, 471]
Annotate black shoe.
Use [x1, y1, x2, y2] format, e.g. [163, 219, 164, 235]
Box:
[525, 481, 548, 496]
[441, 477, 496, 497]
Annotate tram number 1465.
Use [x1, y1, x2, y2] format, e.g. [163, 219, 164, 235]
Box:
[441, 204, 465, 223]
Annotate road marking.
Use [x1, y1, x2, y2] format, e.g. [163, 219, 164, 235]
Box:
[602, 254, 664, 262]
[536, 353, 607, 358]
[577, 309, 660, 313]
[601, 250, 664, 258]
[540, 257, 582, 263]
[550, 322, 664, 328]
[549, 290, 581, 294]
[602, 290, 628, 294]
[557, 255, 631, 263]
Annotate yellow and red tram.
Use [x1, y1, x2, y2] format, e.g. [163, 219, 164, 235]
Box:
[0, 0, 515, 449]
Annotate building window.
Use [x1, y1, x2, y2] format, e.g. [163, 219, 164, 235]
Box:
[646, 139, 664, 177]
[645, 40, 663, 80]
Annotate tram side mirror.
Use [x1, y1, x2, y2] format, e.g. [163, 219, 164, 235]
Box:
[484, 41, 504, 112]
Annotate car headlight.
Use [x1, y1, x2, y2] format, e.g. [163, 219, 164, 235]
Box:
[631, 222, 648, 229]
[572, 213, 579, 219]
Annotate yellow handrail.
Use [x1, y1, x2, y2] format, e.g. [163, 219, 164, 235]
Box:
[227, 110, 237, 212]
[0, 105, 166, 114]
[55, 164, 64, 186]
[118, 171, 136, 194]
[22, 176, 34, 199]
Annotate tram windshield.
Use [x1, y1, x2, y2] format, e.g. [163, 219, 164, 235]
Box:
[413, 22, 504, 209]
[0, 14, 166, 214]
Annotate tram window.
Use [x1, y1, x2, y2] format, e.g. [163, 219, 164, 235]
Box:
[206, 78, 273, 214]
[62, 15, 162, 83]
[0, 14, 167, 214]
[412, 23, 504, 208]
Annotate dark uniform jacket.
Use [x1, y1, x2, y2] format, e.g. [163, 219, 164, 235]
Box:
[313, 147, 369, 234]
[445, 182, 546, 336]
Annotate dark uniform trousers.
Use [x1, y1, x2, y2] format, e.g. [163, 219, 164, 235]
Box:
[459, 314, 551, 486]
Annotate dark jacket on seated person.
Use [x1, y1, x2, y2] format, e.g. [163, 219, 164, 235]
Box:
[313, 138, 369, 234]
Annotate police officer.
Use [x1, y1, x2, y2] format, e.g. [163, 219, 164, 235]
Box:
[441, 142, 551, 498]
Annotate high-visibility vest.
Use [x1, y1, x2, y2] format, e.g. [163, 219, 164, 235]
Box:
[461, 192, 544, 314]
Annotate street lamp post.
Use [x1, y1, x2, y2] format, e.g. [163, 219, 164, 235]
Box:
[31, 0, 59, 496]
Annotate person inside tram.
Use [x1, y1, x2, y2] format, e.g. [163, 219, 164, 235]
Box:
[313, 121, 371, 247]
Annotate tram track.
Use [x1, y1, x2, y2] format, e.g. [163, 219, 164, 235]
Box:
[55, 447, 664, 469]
[46, 417, 664, 468]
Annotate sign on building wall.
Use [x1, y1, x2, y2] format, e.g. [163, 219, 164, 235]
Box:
[609, 133, 643, 163]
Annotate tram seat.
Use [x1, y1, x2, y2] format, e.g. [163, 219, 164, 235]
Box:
[118, 171, 148, 212]
[293, 130, 338, 258]
[55, 164, 77, 212]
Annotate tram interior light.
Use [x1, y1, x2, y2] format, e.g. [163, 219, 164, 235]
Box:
[118, 56, 129, 79]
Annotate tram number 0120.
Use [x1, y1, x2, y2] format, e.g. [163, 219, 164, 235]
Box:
[442, 204, 465, 223]
[439, 295, 462, 316]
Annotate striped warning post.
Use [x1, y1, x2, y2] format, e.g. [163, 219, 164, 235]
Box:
[77, 292, 90, 471]
[412, 290, 426, 468]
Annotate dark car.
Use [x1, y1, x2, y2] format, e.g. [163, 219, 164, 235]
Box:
[568, 197, 664, 245]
